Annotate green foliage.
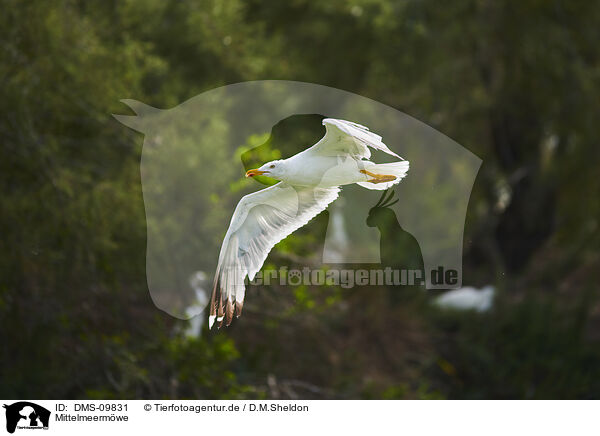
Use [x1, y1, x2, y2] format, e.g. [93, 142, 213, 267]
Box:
[431, 290, 600, 399]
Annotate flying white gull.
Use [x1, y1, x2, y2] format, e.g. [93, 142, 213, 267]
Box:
[209, 118, 409, 328]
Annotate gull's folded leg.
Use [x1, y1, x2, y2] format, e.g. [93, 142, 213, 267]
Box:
[360, 169, 397, 184]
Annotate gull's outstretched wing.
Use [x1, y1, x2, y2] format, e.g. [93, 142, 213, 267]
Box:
[209, 182, 340, 328]
[306, 118, 401, 159]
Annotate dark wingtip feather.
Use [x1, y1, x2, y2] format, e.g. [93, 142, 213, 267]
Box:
[208, 273, 219, 329]
[225, 299, 235, 326]
[208, 269, 243, 329]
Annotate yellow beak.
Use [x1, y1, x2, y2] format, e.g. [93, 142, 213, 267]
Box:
[245, 168, 267, 178]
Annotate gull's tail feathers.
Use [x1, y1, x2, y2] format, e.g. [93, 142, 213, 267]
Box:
[357, 161, 410, 190]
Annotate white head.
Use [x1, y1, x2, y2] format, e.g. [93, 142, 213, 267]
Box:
[245, 159, 287, 180]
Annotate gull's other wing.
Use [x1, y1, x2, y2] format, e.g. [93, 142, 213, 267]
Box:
[209, 182, 340, 328]
[305, 118, 401, 159]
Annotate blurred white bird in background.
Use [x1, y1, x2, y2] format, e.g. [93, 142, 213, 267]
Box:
[433, 285, 495, 313]
[180, 271, 210, 339]
[210, 118, 409, 328]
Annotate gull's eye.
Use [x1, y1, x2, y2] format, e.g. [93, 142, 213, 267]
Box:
[269, 164, 275, 169]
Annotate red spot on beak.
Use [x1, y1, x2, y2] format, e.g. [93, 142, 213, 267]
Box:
[245, 169, 267, 178]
